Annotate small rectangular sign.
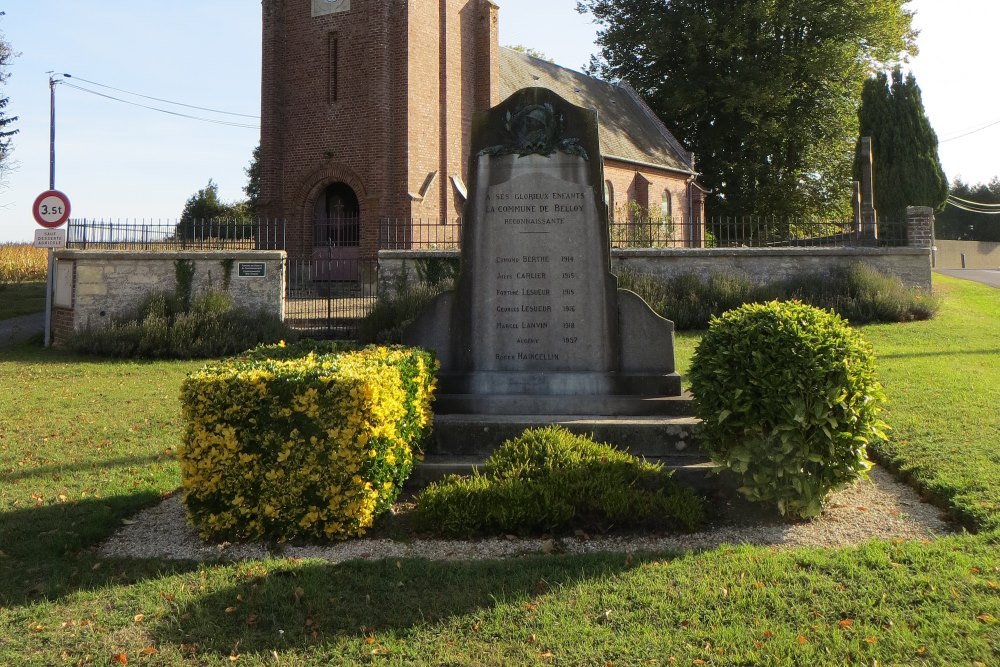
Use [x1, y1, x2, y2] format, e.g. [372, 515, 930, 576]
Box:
[33, 228, 67, 248]
[238, 262, 267, 278]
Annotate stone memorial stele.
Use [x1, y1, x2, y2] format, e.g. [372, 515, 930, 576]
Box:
[406, 88, 682, 416]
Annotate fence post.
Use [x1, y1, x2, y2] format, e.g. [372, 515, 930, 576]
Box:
[905, 206, 934, 249]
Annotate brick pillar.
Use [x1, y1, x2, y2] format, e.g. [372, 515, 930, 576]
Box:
[906, 206, 935, 249]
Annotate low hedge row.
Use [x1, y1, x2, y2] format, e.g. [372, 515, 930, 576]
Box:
[416, 426, 705, 536]
[179, 343, 437, 541]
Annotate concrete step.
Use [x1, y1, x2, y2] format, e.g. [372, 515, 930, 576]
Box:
[407, 455, 728, 492]
[433, 392, 697, 417]
[427, 413, 702, 457]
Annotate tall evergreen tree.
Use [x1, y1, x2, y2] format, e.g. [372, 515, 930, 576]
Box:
[855, 68, 947, 220]
[578, 0, 916, 219]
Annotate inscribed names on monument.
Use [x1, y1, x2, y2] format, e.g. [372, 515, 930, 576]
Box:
[468, 154, 614, 373]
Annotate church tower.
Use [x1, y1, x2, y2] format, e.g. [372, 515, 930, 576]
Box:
[260, 0, 499, 262]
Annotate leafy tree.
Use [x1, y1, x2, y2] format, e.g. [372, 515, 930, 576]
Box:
[0, 12, 19, 187]
[244, 144, 261, 214]
[578, 0, 916, 220]
[936, 178, 1000, 242]
[177, 180, 249, 240]
[855, 68, 947, 221]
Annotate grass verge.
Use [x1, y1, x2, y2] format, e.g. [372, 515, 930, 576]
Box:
[0, 282, 46, 321]
[0, 275, 997, 665]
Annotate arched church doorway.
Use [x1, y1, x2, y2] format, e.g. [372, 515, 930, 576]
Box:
[312, 182, 360, 281]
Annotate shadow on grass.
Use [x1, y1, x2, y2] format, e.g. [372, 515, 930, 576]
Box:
[151, 554, 640, 659]
[0, 453, 167, 483]
[0, 492, 199, 607]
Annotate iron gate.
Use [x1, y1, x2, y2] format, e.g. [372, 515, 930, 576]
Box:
[284, 256, 378, 340]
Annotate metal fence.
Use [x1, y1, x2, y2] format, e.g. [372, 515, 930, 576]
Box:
[66, 218, 286, 251]
[609, 216, 908, 249]
[378, 216, 908, 250]
[380, 217, 464, 250]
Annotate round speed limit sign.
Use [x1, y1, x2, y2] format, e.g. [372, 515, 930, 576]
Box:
[32, 190, 72, 228]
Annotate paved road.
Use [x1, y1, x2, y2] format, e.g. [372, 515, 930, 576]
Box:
[935, 269, 1000, 289]
[0, 313, 44, 349]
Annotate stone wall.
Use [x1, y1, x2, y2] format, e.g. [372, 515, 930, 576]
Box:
[379, 246, 933, 293]
[51, 250, 286, 343]
[934, 240, 1000, 270]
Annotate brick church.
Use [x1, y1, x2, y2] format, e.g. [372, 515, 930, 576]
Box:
[259, 0, 706, 266]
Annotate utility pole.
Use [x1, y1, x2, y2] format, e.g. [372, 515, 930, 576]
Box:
[49, 74, 56, 190]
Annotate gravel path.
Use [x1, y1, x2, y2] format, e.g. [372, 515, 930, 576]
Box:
[99, 466, 955, 563]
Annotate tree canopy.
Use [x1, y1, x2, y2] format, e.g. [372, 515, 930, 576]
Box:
[244, 144, 262, 214]
[0, 12, 19, 187]
[578, 0, 916, 219]
[855, 67, 947, 220]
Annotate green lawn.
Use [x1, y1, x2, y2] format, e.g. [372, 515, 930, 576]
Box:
[0, 274, 997, 665]
[0, 282, 46, 321]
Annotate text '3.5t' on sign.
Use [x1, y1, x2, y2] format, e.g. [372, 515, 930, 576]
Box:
[33, 190, 72, 228]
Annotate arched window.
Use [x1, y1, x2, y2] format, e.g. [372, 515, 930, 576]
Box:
[661, 189, 673, 221]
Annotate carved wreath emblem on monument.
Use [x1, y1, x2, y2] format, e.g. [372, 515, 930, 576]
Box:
[479, 103, 589, 160]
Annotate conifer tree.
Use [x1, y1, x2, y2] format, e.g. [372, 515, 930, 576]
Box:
[855, 68, 947, 220]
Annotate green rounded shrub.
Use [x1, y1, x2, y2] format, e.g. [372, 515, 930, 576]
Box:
[689, 301, 887, 518]
[416, 426, 705, 536]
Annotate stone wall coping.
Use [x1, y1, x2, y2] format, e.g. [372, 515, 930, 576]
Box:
[612, 247, 931, 258]
[379, 247, 930, 260]
[53, 250, 287, 261]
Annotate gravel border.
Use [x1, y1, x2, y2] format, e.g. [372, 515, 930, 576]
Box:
[99, 466, 956, 563]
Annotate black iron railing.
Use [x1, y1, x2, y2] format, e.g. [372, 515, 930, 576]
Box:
[66, 218, 286, 251]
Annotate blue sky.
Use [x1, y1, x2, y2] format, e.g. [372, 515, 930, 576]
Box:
[0, 0, 997, 242]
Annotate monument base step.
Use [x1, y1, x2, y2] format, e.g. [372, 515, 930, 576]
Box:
[427, 413, 702, 457]
[407, 455, 728, 491]
[433, 392, 697, 417]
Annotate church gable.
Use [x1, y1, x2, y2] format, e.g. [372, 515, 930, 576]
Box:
[499, 47, 696, 175]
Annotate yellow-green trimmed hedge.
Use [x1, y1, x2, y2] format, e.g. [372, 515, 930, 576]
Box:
[179, 344, 437, 541]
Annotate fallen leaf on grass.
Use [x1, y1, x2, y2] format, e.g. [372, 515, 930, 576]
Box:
[838, 619, 853, 629]
[111, 653, 128, 665]
[224, 606, 237, 614]
[797, 635, 807, 645]
[141, 647, 158, 655]
[866, 636, 877, 645]
[133, 614, 144, 624]
[294, 586, 305, 603]
[975, 613, 995, 624]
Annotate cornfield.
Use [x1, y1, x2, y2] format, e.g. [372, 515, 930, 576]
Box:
[0, 243, 49, 283]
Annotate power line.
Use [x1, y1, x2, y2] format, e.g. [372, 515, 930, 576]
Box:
[948, 194, 1000, 208]
[61, 82, 260, 130]
[64, 74, 260, 119]
[946, 198, 1000, 215]
[940, 117, 1000, 143]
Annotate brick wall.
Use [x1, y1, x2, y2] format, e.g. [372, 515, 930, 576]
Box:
[603, 159, 700, 245]
[262, 0, 495, 260]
